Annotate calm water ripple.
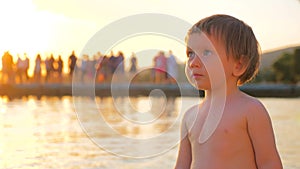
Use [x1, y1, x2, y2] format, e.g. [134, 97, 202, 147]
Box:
[0, 96, 299, 169]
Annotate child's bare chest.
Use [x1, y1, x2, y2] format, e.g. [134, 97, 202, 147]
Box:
[187, 109, 247, 146]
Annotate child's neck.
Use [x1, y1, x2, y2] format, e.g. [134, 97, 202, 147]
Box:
[203, 84, 241, 102]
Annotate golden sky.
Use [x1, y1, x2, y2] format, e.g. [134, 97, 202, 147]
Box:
[0, 0, 300, 67]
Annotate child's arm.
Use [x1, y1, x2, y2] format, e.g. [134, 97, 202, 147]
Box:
[247, 100, 283, 169]
[174, 117, 192, 169]
[174, 135, 192, 169]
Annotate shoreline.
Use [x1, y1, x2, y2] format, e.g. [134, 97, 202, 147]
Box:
[0, 83, 299, 98]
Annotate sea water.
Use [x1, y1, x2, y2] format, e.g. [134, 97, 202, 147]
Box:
[0, 96, 299, 169]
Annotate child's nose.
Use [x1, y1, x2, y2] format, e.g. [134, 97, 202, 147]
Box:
[189, 56, 203, 68]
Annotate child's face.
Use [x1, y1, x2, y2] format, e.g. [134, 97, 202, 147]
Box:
[185, 32, 234, 90]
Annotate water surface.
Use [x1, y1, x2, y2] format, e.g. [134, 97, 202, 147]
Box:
[0, 96, 299, 169]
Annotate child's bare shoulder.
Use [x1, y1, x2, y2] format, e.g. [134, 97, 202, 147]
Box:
[181, 104, 201, 131]
[183, 104, 199, 122]
[242, 93, 264, 107]
[239, 93, 269, 118]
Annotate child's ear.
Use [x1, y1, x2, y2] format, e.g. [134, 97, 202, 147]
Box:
[232, 56, 248, 77]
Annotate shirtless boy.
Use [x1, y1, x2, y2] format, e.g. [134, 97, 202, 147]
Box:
[174, 14, 282, 169]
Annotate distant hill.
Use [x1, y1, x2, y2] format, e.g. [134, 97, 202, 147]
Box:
[260, 45, 300, 70]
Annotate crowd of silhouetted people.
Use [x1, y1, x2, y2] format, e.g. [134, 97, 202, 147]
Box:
[1, 51, 76, 84]
[1, 50, 179, 85]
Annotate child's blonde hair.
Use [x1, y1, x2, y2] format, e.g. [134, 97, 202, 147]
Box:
[186, 14, 261, 85]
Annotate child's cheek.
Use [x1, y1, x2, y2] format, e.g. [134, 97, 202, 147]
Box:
[205, 56, 227, 88]
[184, 63, 196, 87]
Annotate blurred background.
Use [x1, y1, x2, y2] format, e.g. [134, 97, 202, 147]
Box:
[0, 0, 299, 169]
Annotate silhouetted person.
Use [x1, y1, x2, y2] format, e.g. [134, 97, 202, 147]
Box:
[108, 51, 118, 82]
[166, 50, 178, 84]
[116, 51, 125, 74]
[153, 51, 167, 84]
[56, 55, 63, 82]
[80, 54, 88, 83]
[68, 51, 77, 77]
[129, 52, 137, 73]
[24, 53, 30, 81]
[1, 51, 14, 84]
[34, 54, 42, 83]
[96, 55, 109, 83]
[45, 54, 54, 82]
[86, 55, 97, 81]
[112, 51, 125, 82]
[16, 54, 27, 83]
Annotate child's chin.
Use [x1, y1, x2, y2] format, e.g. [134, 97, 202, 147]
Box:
[192, 83, 211, 91]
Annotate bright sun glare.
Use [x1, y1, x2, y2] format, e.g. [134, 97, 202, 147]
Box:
[0, 0, 53, 60]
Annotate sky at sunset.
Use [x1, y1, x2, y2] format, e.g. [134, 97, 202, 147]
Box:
[0, 0, 300, 68]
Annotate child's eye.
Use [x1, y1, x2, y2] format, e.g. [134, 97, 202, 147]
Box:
[203, 50, 212, 57]
[187, 51, 196, 58]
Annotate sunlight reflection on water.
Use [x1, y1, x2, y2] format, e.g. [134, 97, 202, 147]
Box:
[0, 96, 299, 169]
